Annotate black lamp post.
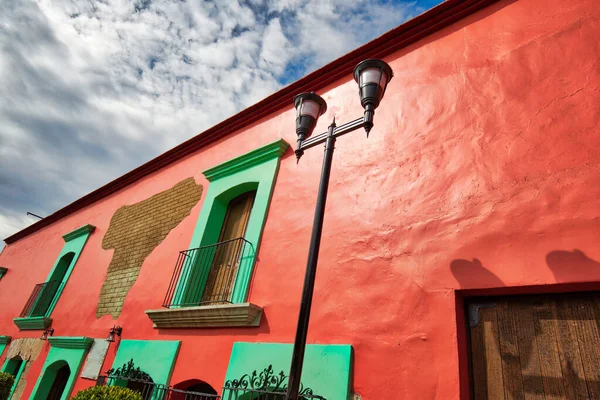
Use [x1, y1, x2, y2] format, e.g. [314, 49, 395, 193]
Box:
[286, 59, 393, 400]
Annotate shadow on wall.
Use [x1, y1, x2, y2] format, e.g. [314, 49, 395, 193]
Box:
[450, 258, 505, 289]
[546, 249, 600, 283]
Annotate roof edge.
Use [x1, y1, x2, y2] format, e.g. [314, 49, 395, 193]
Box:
[4, 0, 498, 245]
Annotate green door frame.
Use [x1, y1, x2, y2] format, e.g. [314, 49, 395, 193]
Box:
[2, 357, 27, 399]
[30, 337, 93, 400]
[174, 139, 289, 306]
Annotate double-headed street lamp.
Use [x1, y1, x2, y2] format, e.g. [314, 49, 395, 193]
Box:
[286, 59, 394, 400]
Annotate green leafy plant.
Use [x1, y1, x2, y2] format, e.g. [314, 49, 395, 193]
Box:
[73, 386, 143, 400]
[0, 372, 15, 400]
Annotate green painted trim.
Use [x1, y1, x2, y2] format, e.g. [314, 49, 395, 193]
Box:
[175, 139, 289, 306]
[13, 316, 53, 330]
[38, 224, 94, 318]
[110, 340, 180, 386]
[30, 337, 92, 400]
[203, 140, 289, 182]
[224, 343, 352, 400]
[0, 337, 10, 359]
[62, 224, 96, 242]
[0, 267, 7, 279]
[48, 336, 94, 350]
[3, 358, 27, 399]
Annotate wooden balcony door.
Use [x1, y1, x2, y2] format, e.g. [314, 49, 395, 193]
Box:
[201, 191, 255, 303]
[468, 293, 600, 399]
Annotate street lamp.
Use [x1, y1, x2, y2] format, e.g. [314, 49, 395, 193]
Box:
[286, 59, 393, 400]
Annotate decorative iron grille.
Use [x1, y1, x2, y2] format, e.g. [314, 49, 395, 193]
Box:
[163, 237, 251, 308]
[223, 365, 326, 400]
[20, 280, 62, 317]
[98, 376, 221, 400]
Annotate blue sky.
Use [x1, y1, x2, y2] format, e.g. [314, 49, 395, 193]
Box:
[0, 0, 443, 249]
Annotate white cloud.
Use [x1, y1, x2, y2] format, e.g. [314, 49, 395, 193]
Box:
[0, 0, 430, 248]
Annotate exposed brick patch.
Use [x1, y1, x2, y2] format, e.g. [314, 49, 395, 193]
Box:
[5, 338, 44, 400]
[98, 178, 202, 318]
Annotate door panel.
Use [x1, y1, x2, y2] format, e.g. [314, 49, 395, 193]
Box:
[469, 294, 600, 399]
[201, 191, 255, 303]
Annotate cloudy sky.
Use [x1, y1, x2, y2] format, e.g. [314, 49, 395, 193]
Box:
[0, 0, 441, 248]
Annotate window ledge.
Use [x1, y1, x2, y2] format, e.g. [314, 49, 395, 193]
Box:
[145, 303, 262, 329]
[13, 316, 52, 330]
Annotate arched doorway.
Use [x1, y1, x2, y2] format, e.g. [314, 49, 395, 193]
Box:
[3, 356, 24, 377]
[172, 379, 218, 400]
[2, 356, 26, 399]
[34, 360, 71, 400]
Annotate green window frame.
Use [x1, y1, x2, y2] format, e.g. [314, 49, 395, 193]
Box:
[14, 225, 95, 330]
[173, 139, 289, 306]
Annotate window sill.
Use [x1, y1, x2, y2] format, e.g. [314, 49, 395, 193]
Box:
[13, 316, 52, 330]
[145, 303, 262, 329]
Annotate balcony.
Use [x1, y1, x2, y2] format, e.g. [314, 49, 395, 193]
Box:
[14, 280, 61, 330]
[146, 238, 262, 328]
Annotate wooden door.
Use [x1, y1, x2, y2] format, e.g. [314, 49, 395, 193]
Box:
[469, 293, 600, 399]
[201, 191, 255, 303]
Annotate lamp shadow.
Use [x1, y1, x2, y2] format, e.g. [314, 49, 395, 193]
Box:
[546, 249, 600, 282]
[450, 258, 505, 289]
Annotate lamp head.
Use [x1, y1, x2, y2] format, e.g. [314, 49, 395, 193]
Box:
[353, 59, 393, 135]
[293, 92, 327, 160]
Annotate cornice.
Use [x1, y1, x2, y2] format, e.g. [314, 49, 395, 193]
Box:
[62, 224, 96, 242]
[203, 139, 289, 182]
[13, 316, 53, 331]
[48, 336, 94, 350]
[0, 336, 11, 345]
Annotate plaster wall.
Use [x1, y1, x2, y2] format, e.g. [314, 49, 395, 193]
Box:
[0, 0, 599, 398]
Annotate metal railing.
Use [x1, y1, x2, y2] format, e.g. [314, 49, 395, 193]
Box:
[163, 238, 251, 308]
[223, 365, 326, 400]
[98, 376, 221, 400]
[97, 366, 325, 400]
[20, 280, 62, 317]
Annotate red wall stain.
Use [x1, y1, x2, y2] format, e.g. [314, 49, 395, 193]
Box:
[1, 0, 599, 398]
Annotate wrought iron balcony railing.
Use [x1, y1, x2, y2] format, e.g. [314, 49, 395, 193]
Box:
[163, 237, 251, 308]
[98, 376, 221, 400]
[223, 365, 326, 400]
[20, 280, 62, 318]
[97, 365, 326, 400]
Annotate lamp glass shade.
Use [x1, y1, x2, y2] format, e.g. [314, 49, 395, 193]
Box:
[297, 99, 322, 119]
[359, 67, 388, 90]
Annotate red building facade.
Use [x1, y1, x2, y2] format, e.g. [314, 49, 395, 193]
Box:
[1, 0, 599, 398]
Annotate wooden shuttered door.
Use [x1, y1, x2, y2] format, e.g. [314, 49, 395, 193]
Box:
[201, 191, 255, 304]
[469, 293, 600, 399]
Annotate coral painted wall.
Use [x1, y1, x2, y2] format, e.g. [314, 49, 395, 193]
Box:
[1, 0, 599, 398]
